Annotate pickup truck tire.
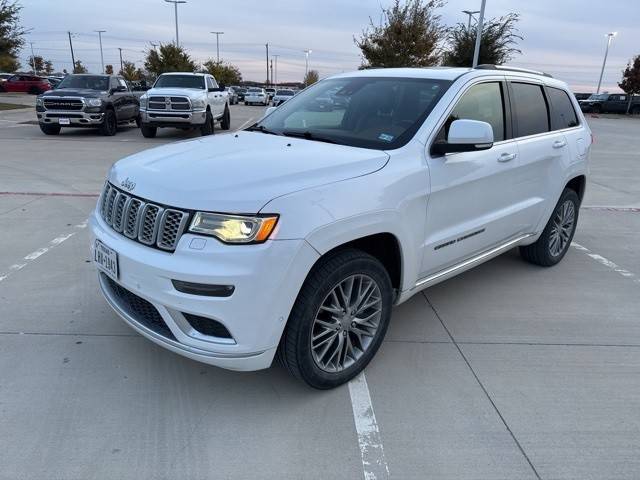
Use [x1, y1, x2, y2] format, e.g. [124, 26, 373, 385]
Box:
[631, 106, 640, 116]
[591, 104, 602, 114]
[140, 125, 157, 138]
[100, 109, 117, 136]
[220, 105, 230, 130]
[39, 124, 61, 135]
[200, 110, 214, 136]
[277, 248, 393, 389]
[520, 188, 579, 267]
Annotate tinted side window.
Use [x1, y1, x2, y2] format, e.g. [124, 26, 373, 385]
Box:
[118, 78, 129, 90]
[511, 82, 549, 137]
[110, 77, 119, 89]
[443, 82, 505, 142]
[548, 87, 579, 130]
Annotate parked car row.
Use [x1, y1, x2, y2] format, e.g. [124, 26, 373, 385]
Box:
[578, 93, 640, 115]
[35, 72, 231, 137]
[0, 74, 51, 94]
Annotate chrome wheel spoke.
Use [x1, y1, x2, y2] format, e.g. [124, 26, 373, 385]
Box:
[549, 200, 575, 257]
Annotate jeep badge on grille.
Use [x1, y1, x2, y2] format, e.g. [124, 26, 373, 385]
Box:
[120, 178, 136, 191]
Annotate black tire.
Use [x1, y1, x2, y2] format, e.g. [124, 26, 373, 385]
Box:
[200, 109, 214, 136]
[100, 109, 117, 136]
[39, 123, 61, 135]
[277, 248, 393, 389]
[135, 115, 142, 128]
[220, 105, 230, 130]
[140, 124, 157, 138]
[591, 104, 602, 114]
[520, 188, 580, 267]
[0, 84, 5, 92]
[630, 106, 640, 116]
[29, 86, 40, 95]
[245, 101, 249, 106]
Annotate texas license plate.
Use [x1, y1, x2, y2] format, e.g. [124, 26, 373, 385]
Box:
[59, 118, 70, 125]
[94, 240, 118, 280]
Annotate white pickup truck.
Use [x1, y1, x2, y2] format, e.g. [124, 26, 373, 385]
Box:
[138, 72, 230, 138]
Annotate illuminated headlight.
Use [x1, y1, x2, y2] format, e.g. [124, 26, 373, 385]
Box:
[86, 98, 102, 107]
[35, 97, 44, 107]
[139, 95, 147, 108]
[189, 212, 278, 244]
[191, 98, 206, 109]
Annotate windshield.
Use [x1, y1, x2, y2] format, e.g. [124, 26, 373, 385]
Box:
[587, 94, 608, 101]
[276, 90, 294, 96]
[154, 75, 205, 89]
[57, 75, 109, 91]
[248, 88, 262, 93]
[252, 76, 451, 150]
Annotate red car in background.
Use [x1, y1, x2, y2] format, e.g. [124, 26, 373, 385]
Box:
[0, 74, 51, 94]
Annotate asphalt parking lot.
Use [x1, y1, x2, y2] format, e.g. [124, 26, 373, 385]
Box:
[1, 93, 639, 479]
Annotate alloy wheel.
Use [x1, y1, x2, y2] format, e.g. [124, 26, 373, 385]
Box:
[548, 199, 575, 257]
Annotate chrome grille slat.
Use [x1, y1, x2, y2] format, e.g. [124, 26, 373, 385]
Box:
[147, 96, 191, 112]
[99, 183, 188, 252]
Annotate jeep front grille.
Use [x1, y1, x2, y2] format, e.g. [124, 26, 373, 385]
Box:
[99, 183, 189, 252]
[148, 96, 191, 111]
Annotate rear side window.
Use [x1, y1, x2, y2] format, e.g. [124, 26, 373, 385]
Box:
[547, 87, 579, 130]
[511, 82, 549, 137]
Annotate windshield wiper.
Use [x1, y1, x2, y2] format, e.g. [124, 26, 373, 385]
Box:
[245, 124, 282, 136]
[282, 130, 337, 144]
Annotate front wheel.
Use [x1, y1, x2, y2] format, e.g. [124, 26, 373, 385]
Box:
[220, 105, 230, 130]
[100, 109, 117, 136]
[200, 109, 214, 136]
[277, 249, 393, 389]
[39, 123, 61, 135]
[140, 124, 157, 138]
[630, 106, 640, 116]
[520, 188, 579, 266]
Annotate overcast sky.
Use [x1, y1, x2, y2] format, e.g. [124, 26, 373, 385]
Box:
[18, 0, 638, 92]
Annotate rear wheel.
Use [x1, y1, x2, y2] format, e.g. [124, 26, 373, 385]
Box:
[520, 188, 579, 266]
[100, 109, 117, 136]
[39, 123, 61, 135]
[220, 105, 230, 130]
[140, 124, 157, 138]
[277, 249, 393, 389]
[591, 104, 602, 114]
[630, 106, 640, 116]
[200, 109, 214, 136]
[29, 86, 40, 95]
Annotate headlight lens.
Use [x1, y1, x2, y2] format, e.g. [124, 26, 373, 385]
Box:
[35, 97, 43, 107]
[86, 98, 102, 107]
[139, 95, 147, 108]
[189, 212, 278, 244]
[191, 98, 205, 109]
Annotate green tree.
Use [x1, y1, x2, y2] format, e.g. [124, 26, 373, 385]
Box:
[119, 60, 138, 81]
[619, 55, 640, 114]
[144, 43, 196, 77]
[73, 60, 87, 74]
[355, 0, 445, 68]
[202, 60, 242, 85]
[304, 69, 319, 87]
[105, 64, 114, 74]
[442, 14, 522, 67]
[0, 0, 26, 72]
[43, 59, 53, 75]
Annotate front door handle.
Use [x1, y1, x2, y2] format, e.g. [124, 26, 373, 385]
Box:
[553, 139, 567, 148]
[498, 152, 517, 162]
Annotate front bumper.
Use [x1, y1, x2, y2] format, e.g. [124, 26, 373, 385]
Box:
[38, 110, 105, 126]
[140, 109, 207, 127]
[90, 211, 319, 371]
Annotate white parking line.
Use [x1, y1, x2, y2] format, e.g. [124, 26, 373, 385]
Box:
[236, 117, 255, 131]
[348, 373, 390, 480]
[572, 242, 640, 285]
[0, 220, 87, 284]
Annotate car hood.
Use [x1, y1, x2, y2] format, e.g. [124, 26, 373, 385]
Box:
[109, 132, 389, 213]
[145, 87, 205, 98]
[41, 88, 105, 98]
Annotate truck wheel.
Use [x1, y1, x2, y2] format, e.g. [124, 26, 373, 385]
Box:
[220, 105, 230, 130]
[140, 125, 157, 138]
[200, 110, 214, 136]
[277, 248, 393, 389]
[520, 188, 579, 267]
[100, 109, 117, 136]
[39, 123, 61, 135]
[591, 104, 602, 114]
[631, 106, 640, 116]
[135, 115, 142, 128]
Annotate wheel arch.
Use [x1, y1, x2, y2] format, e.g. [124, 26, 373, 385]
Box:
[565, 175, 586, 205]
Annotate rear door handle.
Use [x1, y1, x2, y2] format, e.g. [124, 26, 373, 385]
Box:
[553, 139, 567, 148]
[498, 152, 517, 162]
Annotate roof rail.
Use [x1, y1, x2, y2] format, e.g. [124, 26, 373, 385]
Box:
[475, 64, 553, 78]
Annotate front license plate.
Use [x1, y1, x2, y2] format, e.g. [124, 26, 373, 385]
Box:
[94, 240, 119, 280]
[59, 118, 70, 125]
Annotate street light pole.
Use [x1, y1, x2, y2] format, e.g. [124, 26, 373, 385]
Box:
[95, 30, 106, 73]
[596, 32, 617, 94]
[265, 43, 269, 85]
[164, 0, 187, 47]
[462, 10, 480, 30]
[273, 54, 280, 86]
[29, 42, 36, 73]
[210, 31, 224, 63]
[67, 31, 76, 73]
[118, 47, 124, 74]
[471, 0, 487, 68]
[304, 49, 312, 78]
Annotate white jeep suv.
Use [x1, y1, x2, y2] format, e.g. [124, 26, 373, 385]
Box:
[91, 66, 590, 389]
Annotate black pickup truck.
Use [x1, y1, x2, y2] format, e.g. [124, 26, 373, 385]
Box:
[36, 74, 139, 136]
[579, 93, 640, 115]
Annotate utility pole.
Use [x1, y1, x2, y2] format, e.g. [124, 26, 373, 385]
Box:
[273, 54, 280, 86]
[29, 42, 36, 74]
[597, 32, 617, 94]
[210, 31, 223, 63]
[304, 49, 312, 79]
[462, 10, 480, 30]
[67, 31, 76, 73]
[164, 0, 187, 47]
[95, 30, 106, 73]
[270, 59, 274, 87]
[471, 0, 486, 68]
[118, 48, 124, 74]
[265, 43, 269, 85]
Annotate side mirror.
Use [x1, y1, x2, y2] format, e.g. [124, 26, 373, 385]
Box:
[431, 119, 494, 155]
[112, 85, 127, 94]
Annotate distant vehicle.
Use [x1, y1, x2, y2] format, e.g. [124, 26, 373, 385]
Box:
[573, 92, 591, 101]
[46, 76, 63, 89]
[235, 87, 247, 102]
[271, 89, 295, 106]
[265, 87, 276, 101]
[226, 87, 238, 105]
[0, 73, 13, 83]
[579, 93, 640, 115]
[138, 72, 230, 138]
[130, 80, 150, 92]
[245, 87, 268, 106]
[36, 74, 139, 136]
[0, 74, 51, 94]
